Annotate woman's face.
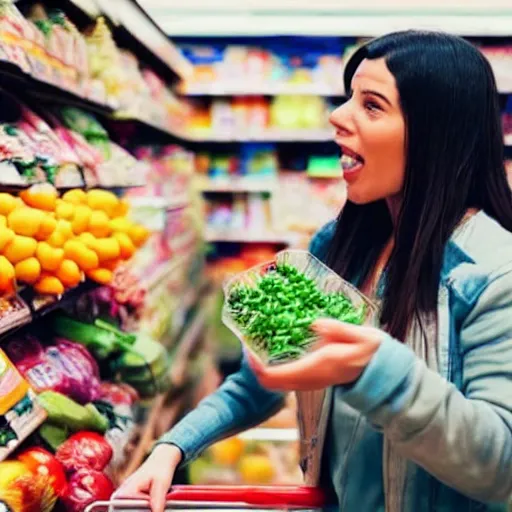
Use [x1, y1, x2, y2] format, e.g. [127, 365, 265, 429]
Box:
[329, 57, 406, 205]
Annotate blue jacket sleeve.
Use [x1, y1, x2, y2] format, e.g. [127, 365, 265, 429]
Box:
[338, 267, 512, 502]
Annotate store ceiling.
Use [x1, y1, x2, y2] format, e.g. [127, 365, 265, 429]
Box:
[140, 0, 511, 11]
[139, 0, 512, 37]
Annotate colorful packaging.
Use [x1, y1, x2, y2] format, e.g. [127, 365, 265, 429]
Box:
[5, 336, 101, 405]
[0, 349, 47, 461]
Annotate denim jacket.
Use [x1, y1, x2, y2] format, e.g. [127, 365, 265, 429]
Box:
[157, 211, 512, 511]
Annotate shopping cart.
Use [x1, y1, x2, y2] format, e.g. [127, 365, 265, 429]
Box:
[85, 485, 326, 511]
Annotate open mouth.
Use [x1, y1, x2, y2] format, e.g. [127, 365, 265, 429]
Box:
[340, 146, 364, 175]
[340, 146, 364, 180]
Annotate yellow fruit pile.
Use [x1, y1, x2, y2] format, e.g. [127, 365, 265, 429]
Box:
[0, 185, 149, 296]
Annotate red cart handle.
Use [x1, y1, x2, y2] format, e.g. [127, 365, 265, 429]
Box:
[166, 485, 326, 508]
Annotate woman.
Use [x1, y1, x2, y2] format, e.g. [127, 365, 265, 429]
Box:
[118, 31, 512, 511]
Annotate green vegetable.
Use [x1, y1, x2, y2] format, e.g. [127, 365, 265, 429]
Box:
[53, 315, 135, 359]
[228, 263, 366, 363]
[39, 423, 69, 452]
[38, 391, 109, 433]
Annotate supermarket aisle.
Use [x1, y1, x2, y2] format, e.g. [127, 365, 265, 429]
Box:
[0, 1, 512, 511]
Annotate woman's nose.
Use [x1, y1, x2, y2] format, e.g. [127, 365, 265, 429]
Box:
[329, 102, 353, 135]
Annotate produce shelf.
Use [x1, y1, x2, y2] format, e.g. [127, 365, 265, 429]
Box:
[0, 280, 98, 341]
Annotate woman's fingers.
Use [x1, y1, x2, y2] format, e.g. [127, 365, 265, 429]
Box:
[150, 477, 172, 512]
[312, 318, 382, 345]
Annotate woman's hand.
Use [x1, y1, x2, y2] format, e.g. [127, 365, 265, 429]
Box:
[115, 444, 182, 512]
[247, 318, 383, 391]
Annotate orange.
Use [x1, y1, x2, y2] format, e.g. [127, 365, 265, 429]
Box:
[62, 189, 86, 205]
[210, 437, 245, 466]
[34, 275, 65, 296]
[90, 237, 120, 263]
[129, 225, 150, 247]
[109, 217, 132, 234]
[0, 227, 15, 252]
[71, 205, 92, 235]
[56, 259, 82, 288]
[238, 454, 274, 484]
[14, 257, 41, 284]
[3, 236, 38, 264]
[86, 267, 113, 285]
[19, 184, 58, 211]
[113, 232, 135, 260]
[88, 210, 111, 238]
[55, 199, 75, 220]
[0, 193, 18, 216]
[113, 198, 129, 218]
[86, 189, 119, 217]
[63, 240, 99, 271]
[55, 220, 73, 240]
[0, 255, 15, 293]
[36, 242, 64, 272]
[35, 215, 57, 241]
[7, 207, 44, 237]
[47, 230, 66, 248]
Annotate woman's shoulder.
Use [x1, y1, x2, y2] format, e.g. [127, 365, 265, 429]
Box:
[309, 220, 337, 263]
[445, 211, 512, 302]
[449, 211, 512, 275]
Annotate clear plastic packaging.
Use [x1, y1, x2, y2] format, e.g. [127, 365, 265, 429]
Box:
[222, 250, 378, 365]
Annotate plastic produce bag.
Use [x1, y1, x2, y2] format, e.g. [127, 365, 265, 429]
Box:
[222, 250, 377, 365]
[5, 336, 101, 404]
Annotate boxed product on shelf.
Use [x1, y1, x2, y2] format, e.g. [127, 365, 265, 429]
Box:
[53, 106, 147, 187]
[185, 95, 334, 137]
[178, 38, 346, 93]
[0, 348, 47, 461]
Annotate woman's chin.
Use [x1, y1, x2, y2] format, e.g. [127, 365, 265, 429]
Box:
[347, 187, 372, 205]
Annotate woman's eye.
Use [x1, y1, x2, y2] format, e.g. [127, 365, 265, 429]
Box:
[364, 100, 381, 114]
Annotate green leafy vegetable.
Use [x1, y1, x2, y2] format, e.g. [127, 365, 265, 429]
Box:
[228, 263, 366, 363]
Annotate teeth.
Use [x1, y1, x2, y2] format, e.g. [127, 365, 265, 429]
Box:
[340, 154, 361, 171]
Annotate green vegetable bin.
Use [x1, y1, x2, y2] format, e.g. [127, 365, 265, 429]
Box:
[222, 249, 378, 365]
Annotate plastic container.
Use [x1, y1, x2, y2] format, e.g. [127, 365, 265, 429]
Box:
[85, 484, 326, 511]
[222, 250, 378, 365]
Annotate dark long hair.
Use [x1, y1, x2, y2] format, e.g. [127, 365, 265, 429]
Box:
[326, 30, 512, 340]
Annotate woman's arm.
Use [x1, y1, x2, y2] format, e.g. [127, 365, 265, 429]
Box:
[338, 269, 512, 502]
[154, 220, 336, 465]
[154, 350, 285, 465]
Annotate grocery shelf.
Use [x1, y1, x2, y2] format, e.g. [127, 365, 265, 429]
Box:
[141, 256, 188, 293]
[0, 60, 116, 115]
[179, 128, 334, 143]
[179, 82, 345, 97]
[197, 177, 278, 193]
[204, 229, 298, 245]
[0, 280, 98, 341]
[45, 0, 193, 83]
